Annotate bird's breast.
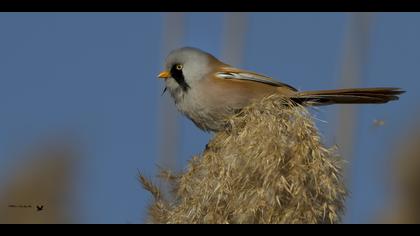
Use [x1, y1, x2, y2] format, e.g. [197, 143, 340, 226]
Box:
[173, 86, 232, 132]
[168, 76, 292, 132]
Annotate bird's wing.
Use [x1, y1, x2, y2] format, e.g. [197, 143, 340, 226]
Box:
[216, 67, 298, 92]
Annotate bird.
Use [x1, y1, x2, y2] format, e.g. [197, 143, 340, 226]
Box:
[36, 205, 44, 211]
[158, 47, 405, 132]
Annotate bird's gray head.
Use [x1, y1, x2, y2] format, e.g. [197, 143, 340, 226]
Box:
[159, 47, 221, 92]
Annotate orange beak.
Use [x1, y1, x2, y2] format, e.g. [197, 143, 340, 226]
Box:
[157, 71, 170, 79]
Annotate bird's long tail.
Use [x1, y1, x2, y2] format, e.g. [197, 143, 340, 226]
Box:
[291, 87, 405, 106]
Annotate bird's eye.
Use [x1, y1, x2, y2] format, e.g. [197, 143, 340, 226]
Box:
[176, 64, 183, 70]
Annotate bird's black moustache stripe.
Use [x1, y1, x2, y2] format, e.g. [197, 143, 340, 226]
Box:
[170, 66, 190, 92]
[161, 87, 167, 96]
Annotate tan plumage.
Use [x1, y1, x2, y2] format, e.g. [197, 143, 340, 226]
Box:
[215, 67, 403, 105]
[294, 87, 404, 105]
[158, 47, 405, 132]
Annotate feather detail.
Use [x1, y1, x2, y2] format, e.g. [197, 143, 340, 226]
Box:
[293, 87, 405, 105]
[216, 67, 298, 91]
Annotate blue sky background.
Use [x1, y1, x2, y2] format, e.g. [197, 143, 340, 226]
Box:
[0, 13, 419, 223]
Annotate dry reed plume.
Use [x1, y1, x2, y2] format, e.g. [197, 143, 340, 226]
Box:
[141, 94, 347, 224]
[380, 122, 420, 224]
[0, 142, 75, 224]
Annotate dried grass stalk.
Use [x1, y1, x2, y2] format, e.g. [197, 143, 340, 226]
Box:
[141, 94, 347, 224]
[379, 123, 420, 224]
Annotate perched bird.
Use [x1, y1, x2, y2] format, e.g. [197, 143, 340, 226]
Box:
[158, 47, 404, 132]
